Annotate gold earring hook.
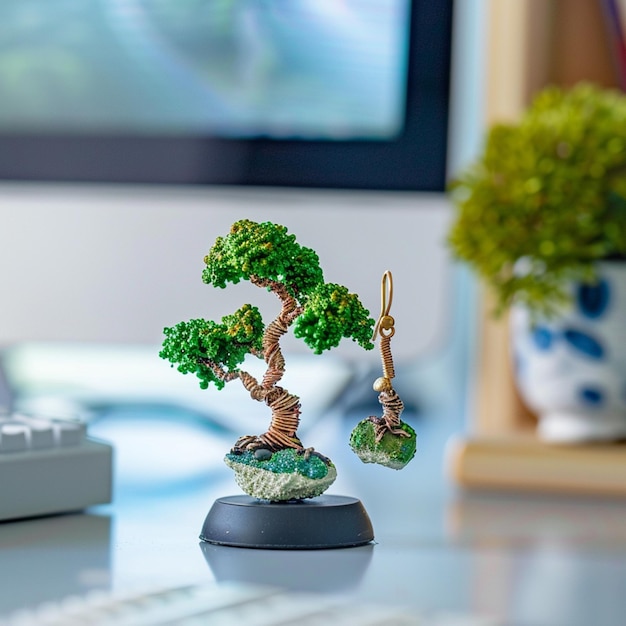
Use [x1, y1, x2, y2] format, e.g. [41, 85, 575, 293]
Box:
[372, 270, 395, 341]
[372, 270, 397, 392]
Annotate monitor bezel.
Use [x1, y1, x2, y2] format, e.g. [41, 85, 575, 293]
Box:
[0, 1, 453, 191]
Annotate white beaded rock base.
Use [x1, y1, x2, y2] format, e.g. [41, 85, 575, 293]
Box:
[224, 450, 337, 501]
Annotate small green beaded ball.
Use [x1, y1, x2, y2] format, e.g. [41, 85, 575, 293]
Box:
[349, 419, 417, 470]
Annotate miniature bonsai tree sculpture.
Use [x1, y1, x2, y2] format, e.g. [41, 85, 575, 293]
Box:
[160, 220, 374, 501]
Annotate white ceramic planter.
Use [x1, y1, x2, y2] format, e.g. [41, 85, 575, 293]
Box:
[510, 261, 626, 443]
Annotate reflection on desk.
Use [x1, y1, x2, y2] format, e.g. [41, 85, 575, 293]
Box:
[1, 403, 626, 625]
[446, 492, 626, 626]
[201, 542, 374, 593]
[0, 514, 111, 614]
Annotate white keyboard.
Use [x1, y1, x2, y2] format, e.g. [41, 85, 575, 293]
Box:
[0, 412, 112, 521]
[0, 582, 501, 626]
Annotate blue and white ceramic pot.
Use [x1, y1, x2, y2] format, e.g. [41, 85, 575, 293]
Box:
[510, 261, 626, 443]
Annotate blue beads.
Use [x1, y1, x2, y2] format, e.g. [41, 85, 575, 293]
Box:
[532, 325, 553, 350]
[579, 386, 604, 406]
[577, 279, 610, 319]
[563, 328, 605, 360]
[527, 326, 606, 359]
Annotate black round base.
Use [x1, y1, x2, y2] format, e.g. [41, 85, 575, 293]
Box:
[199, 495, 374, 549]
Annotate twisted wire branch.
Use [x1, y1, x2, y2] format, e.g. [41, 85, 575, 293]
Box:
[261, 318, 288, 388]
[200, 359, 239, 384]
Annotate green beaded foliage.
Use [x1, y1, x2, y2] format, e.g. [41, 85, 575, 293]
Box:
[203, 219, 374, 355]
[225, 449, 331, 480]
[203, 219, 324, 299]
[161, 220, 374, 392]
[294, 283, 374, 354]
[448, 83, 626, 317]
[160, 304, 264, 390]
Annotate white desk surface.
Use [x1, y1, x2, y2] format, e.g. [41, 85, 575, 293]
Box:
[1, 399, 626, 626]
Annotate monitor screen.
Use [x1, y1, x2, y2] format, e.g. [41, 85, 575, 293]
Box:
[0, 1, 453, 189]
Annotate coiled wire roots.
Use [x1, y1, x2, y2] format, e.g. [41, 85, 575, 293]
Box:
[369, 388, 410, 443]
[234, 377, 303, 452]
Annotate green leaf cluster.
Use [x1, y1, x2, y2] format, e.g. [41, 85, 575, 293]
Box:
[202, 219, 324, 299]
[294, 283, 374, 354]
[448, 83, 626, 316]
[159, 304, 263, 390]
[162, 220, 374, 390]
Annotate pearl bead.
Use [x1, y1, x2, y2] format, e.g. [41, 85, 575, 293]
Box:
[373, 377, 391, 392]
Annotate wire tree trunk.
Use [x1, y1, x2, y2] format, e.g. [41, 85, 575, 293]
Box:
[232, 276, 305, 452]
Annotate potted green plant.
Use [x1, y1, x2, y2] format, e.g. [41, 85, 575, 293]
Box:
[448, 83, 626, 442]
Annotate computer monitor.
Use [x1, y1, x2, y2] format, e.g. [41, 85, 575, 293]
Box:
[0, 1, 451, 190]
[0, 0, 468, 365]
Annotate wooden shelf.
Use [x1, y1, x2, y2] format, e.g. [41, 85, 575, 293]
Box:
[448, 434, 626, 497]
[450, 0, 624, 496]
